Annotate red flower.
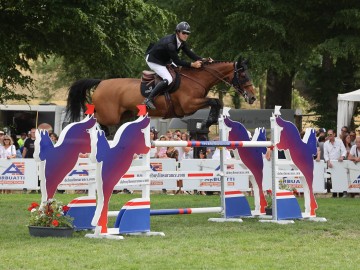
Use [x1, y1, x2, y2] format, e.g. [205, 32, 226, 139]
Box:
[62, 205, 70, 213]
[27, 202, 39, 211]
[266, 189, 272, 195]
[52, 220, 59, 227]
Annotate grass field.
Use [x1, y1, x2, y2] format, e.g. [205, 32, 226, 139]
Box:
[0, 193, 359, 270]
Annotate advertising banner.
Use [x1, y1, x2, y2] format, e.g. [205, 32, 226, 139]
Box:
[0, 159, 38, 190]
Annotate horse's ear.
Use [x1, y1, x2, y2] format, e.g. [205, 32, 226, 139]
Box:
[237, 58, 250, 71]
[243, 58, 250, 68]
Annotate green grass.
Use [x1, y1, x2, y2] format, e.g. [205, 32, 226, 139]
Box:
[1, 193, 360, 269]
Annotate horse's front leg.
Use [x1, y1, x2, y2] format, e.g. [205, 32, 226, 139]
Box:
[203, 98, 223, 128]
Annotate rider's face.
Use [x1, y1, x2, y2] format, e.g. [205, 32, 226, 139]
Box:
[178, 31, 190, 42]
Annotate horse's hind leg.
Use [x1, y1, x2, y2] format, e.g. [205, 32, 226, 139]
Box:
[203, 98, 223, 128]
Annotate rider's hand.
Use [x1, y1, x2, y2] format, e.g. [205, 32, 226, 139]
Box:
[202, 57, 214, 63]
[191, 60, 202, 68]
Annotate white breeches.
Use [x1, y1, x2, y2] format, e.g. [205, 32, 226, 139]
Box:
[146, 55, 173, 84]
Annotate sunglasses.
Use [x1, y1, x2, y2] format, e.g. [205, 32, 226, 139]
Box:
[3, 139, 10, 141]
[327, 133, 333, 136]
[181, 31, 190, 35]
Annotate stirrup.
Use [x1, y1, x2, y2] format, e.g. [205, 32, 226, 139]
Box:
[145, 99, 156, 110]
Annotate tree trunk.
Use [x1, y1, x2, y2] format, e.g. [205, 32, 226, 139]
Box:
[265, 69, 294, 109]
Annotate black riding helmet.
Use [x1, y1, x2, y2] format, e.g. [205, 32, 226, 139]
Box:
[175, 21, 191, 34]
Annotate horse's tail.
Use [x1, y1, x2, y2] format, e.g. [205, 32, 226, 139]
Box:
[66, 79, 102, 122]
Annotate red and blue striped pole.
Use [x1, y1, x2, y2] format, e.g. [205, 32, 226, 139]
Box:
[151, 140, 272, 148]
[150, 207, 222, 216]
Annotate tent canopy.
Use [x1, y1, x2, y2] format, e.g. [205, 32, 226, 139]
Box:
[337, 89, 360, 137]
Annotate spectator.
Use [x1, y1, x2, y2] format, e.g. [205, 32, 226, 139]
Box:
[340, 126, 349, 140]
[149, 130, 157, 158]
[166, 139, 180, 194]
[23, 128, 36, 158]
[317, 128, 326, 140]
[0, 130, 4, 145]
[349, 130, 356, 146]
[150, 127, 158, 140]
[323, 129, 347, 198]
[179, 132, 192, 158]
[348, 136, 360, 163]
[155, 135, 168, 158]
[17, 132, 27, 149]
[318, 135, 326, 160]
[342, 133, 352, 160]
[49, 133, 58, 145]
[11, 134, 22, 158]
[0, 135, 16, 159]
[166, 145, 179, 161]
[165, 130, 173, 141]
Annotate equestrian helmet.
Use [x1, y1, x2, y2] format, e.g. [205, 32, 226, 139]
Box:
[176, 21, 191, 34]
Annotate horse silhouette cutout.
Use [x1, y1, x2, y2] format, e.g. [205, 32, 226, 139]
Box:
[66, 58, 255, 130]
[90, 115, 150, 234]
[224, 117, 268, 214]
[276, 117, 318, 216]
[34, 115, 96, 202]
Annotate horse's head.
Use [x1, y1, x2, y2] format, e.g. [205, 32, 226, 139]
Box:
[232, 57, 256, 105]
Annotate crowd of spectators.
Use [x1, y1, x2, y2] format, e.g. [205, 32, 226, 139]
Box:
[2, 123, 360, 197]
[0, 128, 59, 160]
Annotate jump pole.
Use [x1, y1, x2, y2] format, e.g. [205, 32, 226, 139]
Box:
[149, 114, 271, 222]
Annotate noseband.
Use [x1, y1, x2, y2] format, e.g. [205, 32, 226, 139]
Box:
[202, 62, 253, 101]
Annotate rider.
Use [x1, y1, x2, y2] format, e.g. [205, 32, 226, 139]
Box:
[144, 21, 208, 110]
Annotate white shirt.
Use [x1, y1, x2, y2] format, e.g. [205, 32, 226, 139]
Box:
[176, 36, 182, 49]
[211, 148, 232, 160]
[349, 145, 360, 157]
[323, 138, 347, 161]
[0, 145, 16, 159]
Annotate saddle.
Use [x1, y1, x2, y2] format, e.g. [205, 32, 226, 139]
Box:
[140, 65, 180, 98]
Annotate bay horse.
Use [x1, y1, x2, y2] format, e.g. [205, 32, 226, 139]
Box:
[66, 57, 256, 128]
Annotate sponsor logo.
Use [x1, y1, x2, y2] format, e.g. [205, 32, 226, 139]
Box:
[0, 162, 25, 184]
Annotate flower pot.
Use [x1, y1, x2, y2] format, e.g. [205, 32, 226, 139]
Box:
[265, 207, 272, 216]
[28, 226, 74, 238]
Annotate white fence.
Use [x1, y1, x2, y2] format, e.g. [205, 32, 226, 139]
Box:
[2, 157, 359, 193]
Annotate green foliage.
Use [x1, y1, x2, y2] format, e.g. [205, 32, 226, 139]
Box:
[292, 89, 311, 113]
[0, 0, 173, 102]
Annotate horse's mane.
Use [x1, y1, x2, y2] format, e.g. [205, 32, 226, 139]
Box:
[180, 61, 233, 73]
[203, 60, 233, 65]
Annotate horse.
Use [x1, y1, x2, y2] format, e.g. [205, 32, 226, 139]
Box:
[276, 117, 318, 216]
[90, 115, 150, 234]
[34, 115, 96, 202]
[66, 57, 256, 129]
[224, 117, 268, 214]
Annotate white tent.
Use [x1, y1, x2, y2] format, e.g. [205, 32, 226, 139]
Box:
[337, 89, 360, 137]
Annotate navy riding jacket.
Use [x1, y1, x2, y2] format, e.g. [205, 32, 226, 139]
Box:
[146, 34, 202, 68]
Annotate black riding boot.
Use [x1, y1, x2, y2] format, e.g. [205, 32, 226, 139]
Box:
[144, 79, 168, 110]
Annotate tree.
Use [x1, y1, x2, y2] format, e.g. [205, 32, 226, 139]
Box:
[0, 0, 172, 103]
[163, 0, 360, 116]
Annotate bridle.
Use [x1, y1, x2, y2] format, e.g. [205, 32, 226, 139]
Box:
[202, 61, 253, 102]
